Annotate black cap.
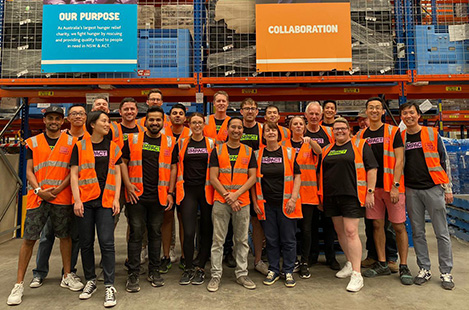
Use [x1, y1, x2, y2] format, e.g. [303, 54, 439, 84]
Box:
[43, 106, 64, 117]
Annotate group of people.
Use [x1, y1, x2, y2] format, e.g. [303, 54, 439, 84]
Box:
[7, 90, 455, 307]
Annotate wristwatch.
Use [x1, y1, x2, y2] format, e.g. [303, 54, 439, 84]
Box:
[34, 187, 41, 195]
[367, 188, 375, 194]
[393, 182, 400, 188]
[168, 192, 175, 198]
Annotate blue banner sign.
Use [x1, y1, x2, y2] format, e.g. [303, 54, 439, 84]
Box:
[41, 4, 137, 73]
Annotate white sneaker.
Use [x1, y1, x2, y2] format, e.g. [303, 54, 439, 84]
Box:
[336, 261, 353, 279]
[346, 271, 364, 292]
[7, 283, 24, 306]
[104, 286, 117, 308]
[61, 273, 85, 291]
[70, 272, 82, 284]
[79, 280, 97, 300]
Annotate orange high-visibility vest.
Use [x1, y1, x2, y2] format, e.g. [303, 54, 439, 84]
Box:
[161, 126, 191, 141]
[281, 140, 319, 205]
[76, 138, 121, 208]
[356, 124, 405, 193]
[321, 125, 335, 143]
[26, 132, 76, 209]
[176, 137, 215, 205]
[137, 114, 171, 130]
[203, 115, 231, 145]
[279, 125, 291, 142]
[213, 143, 252, 207]
[110, 122, 145, 149]
[401, 126, 449, 185]
[318, 138, 368, 206]
[126, 132, 176, 205]
[254, 146, 302, 220]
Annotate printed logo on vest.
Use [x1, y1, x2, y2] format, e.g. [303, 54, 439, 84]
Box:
[59, 146, 70, 155]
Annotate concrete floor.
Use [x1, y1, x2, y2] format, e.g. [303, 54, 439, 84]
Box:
[1, 219, 468, 310]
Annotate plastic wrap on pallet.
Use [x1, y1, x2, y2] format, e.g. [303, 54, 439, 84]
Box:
[4, 0, 43, 24]
[214, 0, 255, 34]
[207, 45, 256, 70]
[350, 0, 392, 12]
[161, 4, 193, 36]
[442, 137, 469, 194]
[138, 5, 156, 30]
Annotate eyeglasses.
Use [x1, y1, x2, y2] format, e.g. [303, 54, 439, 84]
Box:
[69, 112, 86, 117]
[367, 106, 383, 111]
[190, 121, 204, 126]
[148, 98, 162, 102]
[333, 127, 349, 132]
[242, 107, 257, 111]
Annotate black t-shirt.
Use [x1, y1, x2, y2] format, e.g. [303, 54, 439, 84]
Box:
[404, 131, 446, 190]
[260, 147, 301, 203]
[122, 134, 178, 202]
[290, 139, 303, 154]
[173, 133, 181, 141]
[70, 139, 122, 195]
[209, 145, 257, 179]
[121, 124, 140, 143]
[322, 141, 378, 197]
[322, 122, 334, 128]
[215, 118, 225, 134]
[182, 138, 210, 186]
[241, 123, 261, 151]
[26, 133, 58, 160]
[305, 127, 332, 148]
[362, 125, 404, 189]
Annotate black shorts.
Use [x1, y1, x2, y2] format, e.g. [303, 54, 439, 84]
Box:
[323, 195, 365, 219]
[23, 201, 73, 240]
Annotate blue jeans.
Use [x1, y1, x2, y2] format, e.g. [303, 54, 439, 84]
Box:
[262, 201, 297, 274]
[77, 201, 115, 285]
[32, 216, 80, 279]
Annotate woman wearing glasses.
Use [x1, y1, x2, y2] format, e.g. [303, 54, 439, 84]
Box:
[318, 117, 378, 292]
[176, 113, 216, 285]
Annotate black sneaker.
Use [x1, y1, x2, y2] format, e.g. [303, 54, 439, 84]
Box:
[399, 265, 413, 286]
[363, 262, 392, 278]
[125, 273, 140, 293]
[299, 263, 311, 279]
[293, 260, 301, 273]
[192, 268, 205, 285]
[159, 257, 172, 274]
[179, 257, 186, 271]
[440, 273, 455, 290]
[326, 258, 341, 271]
[224, 252, 236, 268]
[148, 270, 164, 287]
[414, 268, 431, 285]
[179, 269, 195, 285]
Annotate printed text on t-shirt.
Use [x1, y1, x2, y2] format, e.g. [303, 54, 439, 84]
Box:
[262, 157, 283, 164]
[405, 141, 422, 150]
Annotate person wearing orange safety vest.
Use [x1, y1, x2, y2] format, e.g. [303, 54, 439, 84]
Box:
[264, 104, 290, 141]
[399, 102, 455, 290]
[282, 116, 322, 280]
[251, 121, 302, 288]
[137, 88, 171, 129]
[70, 111, 122, 307]
[120, 106, 178, 292]
[203, 91, 231, 145]
[303, 101, 338, 270]
[7, 106, 84, 307]
[356, 97, 412, 284]
[175, 113, 215, 285]
[110, 97, 145, 150]
[160, 103, 191, 272]
[318, 117, 378, 293]
[207, 117, 257, 292]
[31, 104, 89, 289]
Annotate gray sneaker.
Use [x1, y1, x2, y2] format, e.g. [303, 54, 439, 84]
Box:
[254, 260, 269, 276]
[207, 277, 220, 292]
[363, 262, 391, 278]
[61, 273, 85, 291]
[126, 273, 140, 293]
[414, 268, 432, 285]
[440, 273, 455, 290]
[236, 276, 256, 290]
[30, 277, 43, 288]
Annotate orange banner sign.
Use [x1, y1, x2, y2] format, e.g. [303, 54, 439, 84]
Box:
[256, 3, 352, 72]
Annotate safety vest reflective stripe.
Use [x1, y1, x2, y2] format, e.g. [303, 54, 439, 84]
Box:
[296, 142, 319, 205]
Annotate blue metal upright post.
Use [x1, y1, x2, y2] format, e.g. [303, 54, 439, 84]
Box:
[194, 0, 203, 92]
[404, 0, 416, 75]
[16, 98, 29, 238]
[395, 0, 407, 74]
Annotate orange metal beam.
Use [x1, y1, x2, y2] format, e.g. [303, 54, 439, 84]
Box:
[414, 74, 469, 82]
[406, 84, 469, 99]
[0, 77, 197, 86]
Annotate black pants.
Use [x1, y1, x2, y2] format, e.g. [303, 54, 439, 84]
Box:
[365, 215, 398, 262]
[127, 200, 165, 273]
[310, 206, 335, 262]
[181, 184, 213, 269]
[77, 201, 115, 285]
